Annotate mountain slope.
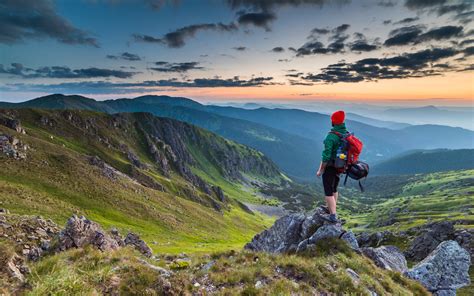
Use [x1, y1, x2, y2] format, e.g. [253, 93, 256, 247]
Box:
[373, 149, 474, 175]
[3, 94, 473, 180]
[0, 108, 290, 253]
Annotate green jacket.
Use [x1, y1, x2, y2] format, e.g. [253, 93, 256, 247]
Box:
[321, 123, 348, 163]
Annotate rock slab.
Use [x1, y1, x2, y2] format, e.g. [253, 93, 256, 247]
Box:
[362, 246, 408, 272]
[405, 240, 471, 294]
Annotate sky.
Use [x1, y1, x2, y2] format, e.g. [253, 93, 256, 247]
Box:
[0, 0, 473, 104]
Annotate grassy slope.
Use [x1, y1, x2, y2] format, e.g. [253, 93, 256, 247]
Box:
[20, 239, 428, 295]
[0, 110, 279, 253]
[345, 170, 474, 232]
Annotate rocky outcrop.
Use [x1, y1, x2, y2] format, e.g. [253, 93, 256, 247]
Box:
[245, 208, 359, 253]
[454, 228, 473, 262]
[0, 134, 28, 159]
[57, 215, 120, 252]
[124, 232, 153, 258]
[245, 213, 306, 253]
[356, 230, 400, 248]
[405, 240, 471, 295]
[405, 221, 455, 261]
[362, 246, 408, 272]
[0, 115, 26, 134]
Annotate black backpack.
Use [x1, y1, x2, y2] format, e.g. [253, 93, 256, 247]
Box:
[344, 161, 369, 192]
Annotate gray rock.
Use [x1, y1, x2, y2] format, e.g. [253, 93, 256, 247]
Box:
[362, 246, 408, 272]
[341, 230, 360, 251]
[308, 224, 343, 244]
[405, 240, 471, 294]
[124, 232, 153, 257]
[57, 215, 120, 252]
[300, 208, 326, 239]
[405, 221, 455, 261]
[27, 247, 43, 262]
[244, 213, 306, 253]
[433, 290, 456, 296]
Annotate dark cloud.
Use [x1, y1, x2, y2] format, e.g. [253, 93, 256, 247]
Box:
[0, 63, 136, 79]
[459, 39, 474, 47]
[298, 47, 460, 83]
[106, 52, 141, 61]
[454, 11, 474, 25]
[271, 46, 285, 52]
[3, 76, 278, 94]
[311, 27, 331, 35]
[437, 3, 471, 16]
[233, 46, 247, 51]
[349, 41, 378, 52]
[149, 61, 204, 72]
[384, 25, 463, 46]
[226, 0, 348, 11]
[278, 59, 291, 62]
[383, 20, 392, 25]
[0, 0, 98, 47]
[404, 0, 446, 10]
[133, 22, 238, 48]
[296, 24, 380, 55]
[237, 12, 276, 30]
[463, 46, 474, 56]
[377, 0, 397, 7]
[394, 17, 419, 24]
[384, 25, 424, 46]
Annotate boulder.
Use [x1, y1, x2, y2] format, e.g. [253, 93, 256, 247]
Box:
[341, 230, 359, 250]
[405, 240, 471, 294]
[246, 208, 359, 253]
[308, 224, 343, 244]
[245, 213, 306, 253]
[362, 246, 408, 272]
[57, 215, 120, 252]
[124, 232, 153, 257]
[405, 221, 455, 261]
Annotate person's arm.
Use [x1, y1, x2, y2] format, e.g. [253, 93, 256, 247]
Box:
[317, 136, 333, 177]
[316, 161, 327, 177]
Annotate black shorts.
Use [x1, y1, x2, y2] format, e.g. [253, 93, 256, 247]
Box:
[322, 166, 340, 196]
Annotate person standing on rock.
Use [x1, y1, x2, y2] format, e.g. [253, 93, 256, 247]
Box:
[316, 110, 347, 223]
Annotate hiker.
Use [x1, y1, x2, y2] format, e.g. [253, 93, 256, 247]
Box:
[316, 110, 347, 223]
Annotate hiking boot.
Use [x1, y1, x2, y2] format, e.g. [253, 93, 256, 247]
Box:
[321, 214, 340, 224]
[320, 205, 330, 214]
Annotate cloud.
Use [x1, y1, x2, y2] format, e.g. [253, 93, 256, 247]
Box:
[271, 46, 285, 52]
[349, 41, 378, 52]
[296, 24, 380, 55]
[384, 25, 424, 46]
[298, 47, 461, 83]
[2, 76, 278, 94]
[0, 0, 98, 47]
[237, 12, 276, 30]
[233, 46, 247, 51]
[106, 52, 141, 61]
[226, 0, 348, 11]
[394, 17, 419, 24]
[384, 25, 463, 46]
[0, 63, 137, 79]
[133, 22, 238, 48]
[454, 11, 474, 25]
[437, 3, 471, 16]
[404, 0, 447, 10]
[149, 61, 204, 72]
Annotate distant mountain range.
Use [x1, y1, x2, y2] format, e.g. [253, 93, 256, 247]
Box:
[2, 94, 473, 180]
[372, 149, 474, 175]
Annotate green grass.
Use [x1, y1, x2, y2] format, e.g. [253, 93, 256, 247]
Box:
[22, 239, 428, 296]
[345, 170, 474, 232]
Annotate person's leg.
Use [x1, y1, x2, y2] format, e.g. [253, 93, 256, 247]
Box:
[322, 167, 337, 214]
[333, 174, 340, 205]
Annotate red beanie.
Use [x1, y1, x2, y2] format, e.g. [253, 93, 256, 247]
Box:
[331, 110, 345, 125]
